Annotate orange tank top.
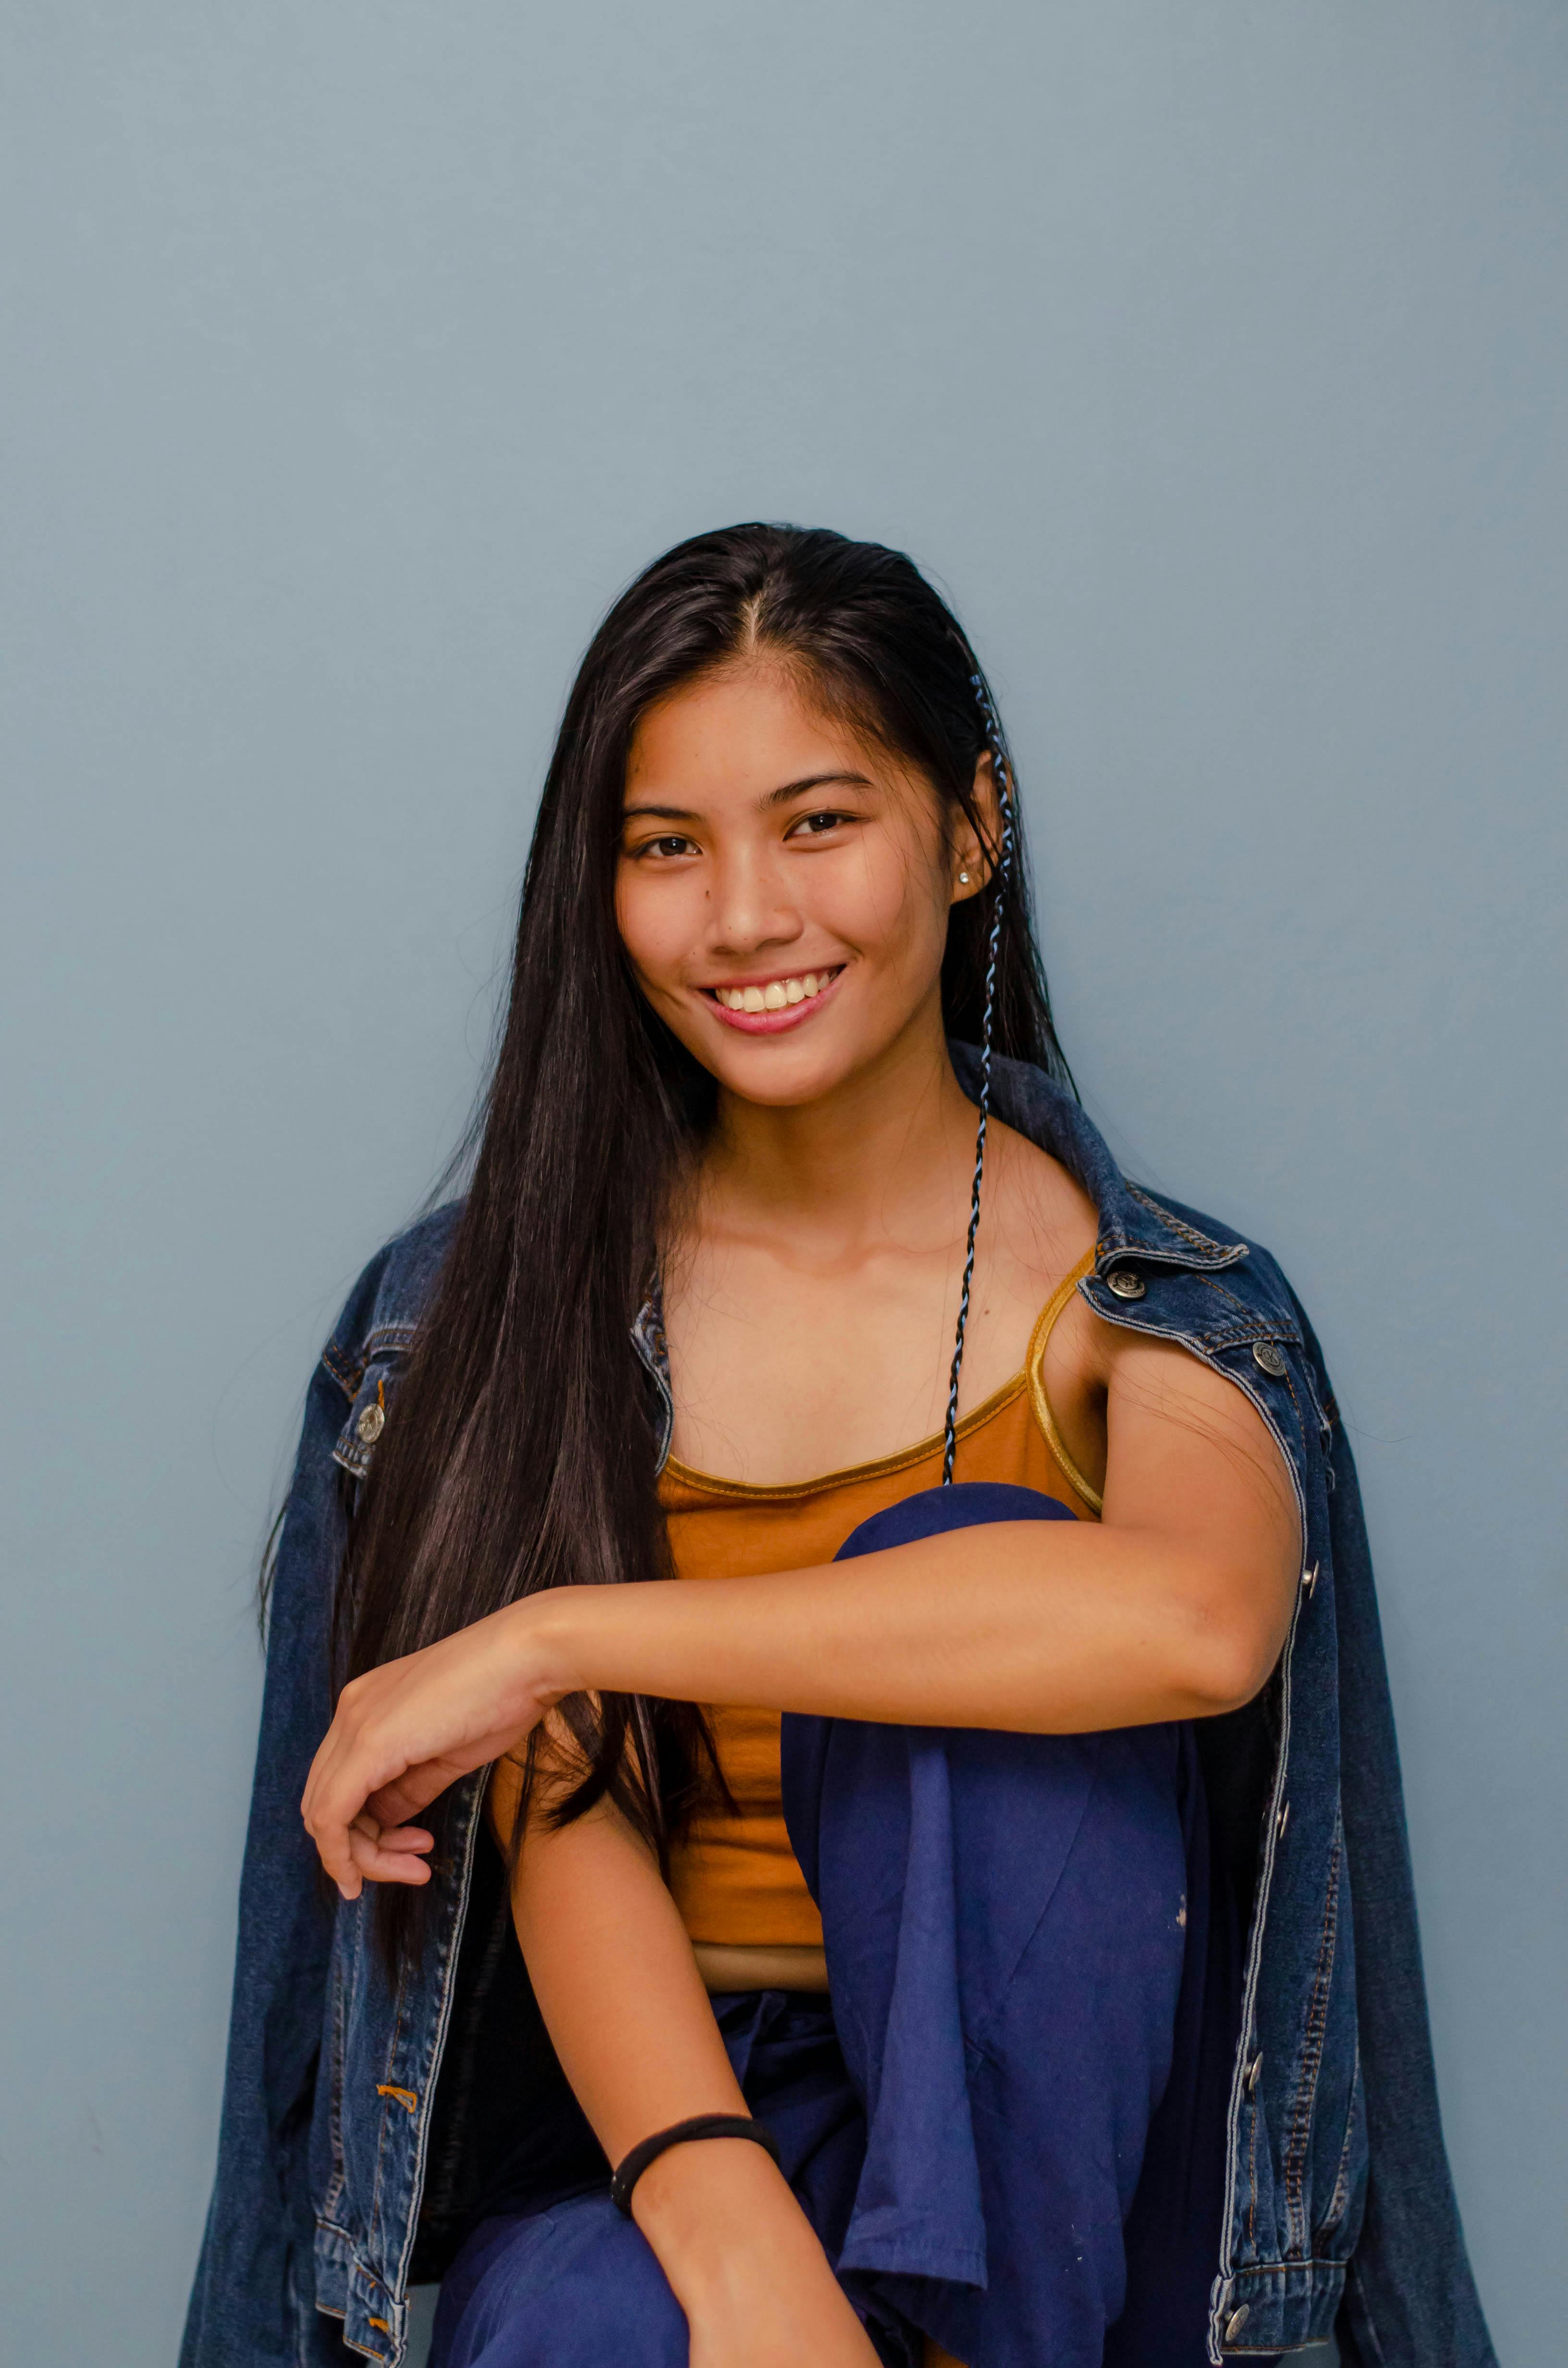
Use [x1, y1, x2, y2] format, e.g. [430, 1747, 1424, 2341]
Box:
[663, 1252, 1101, 1950]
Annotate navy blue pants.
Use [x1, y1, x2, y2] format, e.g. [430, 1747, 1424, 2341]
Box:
[433, 1484, 1248, 2368]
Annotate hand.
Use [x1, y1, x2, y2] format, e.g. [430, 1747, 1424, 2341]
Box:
[633, 2140, 882, 2368]
[301, 1597, 554, 1897]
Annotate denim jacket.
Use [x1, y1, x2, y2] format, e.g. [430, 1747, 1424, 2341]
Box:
[182, 1054, 1495, 2368]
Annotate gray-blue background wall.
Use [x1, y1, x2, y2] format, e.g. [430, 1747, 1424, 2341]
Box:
[3, 6, 1563, 2363]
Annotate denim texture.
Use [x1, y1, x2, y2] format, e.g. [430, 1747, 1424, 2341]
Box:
[181, 1054, 1495, 2368]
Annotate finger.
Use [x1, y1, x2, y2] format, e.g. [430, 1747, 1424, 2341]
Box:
[345, 1826, 434, 1887]
[302, 1729, 371, 1891]
[365, 1768, 454, 1827]
[305, 1792, 365, 1896]
[305, 1730, 411, 1890]
[352, 1815, 434, 1856]
[305, 1789, 362, 1898]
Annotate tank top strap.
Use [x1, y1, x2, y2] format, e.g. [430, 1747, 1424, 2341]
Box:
[1025, 1247, 1104, 1516]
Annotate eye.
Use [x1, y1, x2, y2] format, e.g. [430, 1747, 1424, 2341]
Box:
[786, 809, 853, 840]
[632, 832, 700, 860]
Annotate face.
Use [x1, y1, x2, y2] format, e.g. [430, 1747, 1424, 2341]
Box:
[616, 660, 986, 1109]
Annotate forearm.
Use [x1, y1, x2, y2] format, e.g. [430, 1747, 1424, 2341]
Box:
[504, 1776, 744, 2163]
[526, 1521, 1270, 1735]
[506, 1783, 862, 2343]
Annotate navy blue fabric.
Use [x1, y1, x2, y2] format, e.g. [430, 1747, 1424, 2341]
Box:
[431, 1989, 896, 2366]
[433, 1485, 1261, 2368]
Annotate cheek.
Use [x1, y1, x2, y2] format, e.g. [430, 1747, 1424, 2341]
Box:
[613, 865, 684, 987]
[832, 831, 949, 977]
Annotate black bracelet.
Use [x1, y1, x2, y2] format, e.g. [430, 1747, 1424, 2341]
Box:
[610, 2112, 780, 2216]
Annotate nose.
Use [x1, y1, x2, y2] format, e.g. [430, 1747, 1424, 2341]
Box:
[705, 839, 804, 960]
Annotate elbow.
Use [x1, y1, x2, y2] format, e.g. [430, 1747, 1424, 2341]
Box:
[1180, 1608, 1283, 1719]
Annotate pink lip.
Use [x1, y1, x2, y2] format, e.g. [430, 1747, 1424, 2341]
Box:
[701, 966, 846, 1035]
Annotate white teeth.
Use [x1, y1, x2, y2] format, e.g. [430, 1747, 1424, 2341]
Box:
[714, 969, 835, 1012]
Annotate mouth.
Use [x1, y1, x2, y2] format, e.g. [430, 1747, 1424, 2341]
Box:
[699, 965, 846, 1035]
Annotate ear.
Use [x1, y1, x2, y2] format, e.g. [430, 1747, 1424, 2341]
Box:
[949, 753, 1002, 904]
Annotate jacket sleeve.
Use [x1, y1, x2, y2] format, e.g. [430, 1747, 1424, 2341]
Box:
[1294, 1304, 1498, 2368]
[181, 1261, 389, 2368]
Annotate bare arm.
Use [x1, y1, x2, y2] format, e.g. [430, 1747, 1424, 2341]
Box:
[306, 1332, 1298, 1889]
[489, 1748, 881, 2366]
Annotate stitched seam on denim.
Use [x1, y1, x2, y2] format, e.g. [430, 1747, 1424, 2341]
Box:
[1300, 1359, 1336, 1443]
[1187, 1277, 1302, 1349]
[322, 1344, 362, 1400]
[365, 1323, 417, 1355]
[321, 1937, 348, 2217]
[1248, 2086, 1259, 2250]
[1125, 1183, 1234, 1255]
[1088, 1299, 1293, 1355]
[388, 1771, 489, 2307]
[368, 1970, 411, 2249]
[1194, 1278, 1301, 1344]
[1189, 1324, 1302, 1354]
[350, 2252, 390, 2305]
[326, 1332, 411, 1408]
[1076, 1292, 1298, 1358]
[1194, 1274, 1258, 1322]
[1285, 1824, 1341, 2244]
[1230, 2257, 1352, 2276]
[1320, 2036, 1361, 2240]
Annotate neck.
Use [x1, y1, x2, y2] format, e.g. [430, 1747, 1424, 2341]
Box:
[699, 1001, 982, 1258]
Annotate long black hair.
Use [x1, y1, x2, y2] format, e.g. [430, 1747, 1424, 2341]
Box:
[342, 523, 1073, 1963]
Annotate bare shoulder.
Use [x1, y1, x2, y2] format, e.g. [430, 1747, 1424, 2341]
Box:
[986, 1116, 1099, 1281]
[987, 1121, 1109, 1493]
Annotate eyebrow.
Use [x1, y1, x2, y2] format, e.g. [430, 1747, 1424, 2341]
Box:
[622, 770, 873, 823]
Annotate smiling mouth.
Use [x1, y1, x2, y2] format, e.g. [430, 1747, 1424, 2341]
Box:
[703, 966, 843, 1015]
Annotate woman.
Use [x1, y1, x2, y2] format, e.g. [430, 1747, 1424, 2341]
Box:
[184, 528, 1494, 2368]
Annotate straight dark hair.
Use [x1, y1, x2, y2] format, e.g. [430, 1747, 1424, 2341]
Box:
[341, 523, 1074, 1965]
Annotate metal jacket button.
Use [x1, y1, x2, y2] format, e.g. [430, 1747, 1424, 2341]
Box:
[1225, 2304, 1250, 2341]
[1107, 1270, 1146, 1300]
[357, 1402, 386, 1445]
[1251, 1339, 1287, 1376]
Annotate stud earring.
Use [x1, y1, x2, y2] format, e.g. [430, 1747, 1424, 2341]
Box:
[957, 869, 970, 884]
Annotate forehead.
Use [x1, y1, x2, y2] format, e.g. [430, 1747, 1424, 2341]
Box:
[625, 662, 885, 804]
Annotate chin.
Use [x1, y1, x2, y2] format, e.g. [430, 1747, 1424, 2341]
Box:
[710, 1045, 852, 1108]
